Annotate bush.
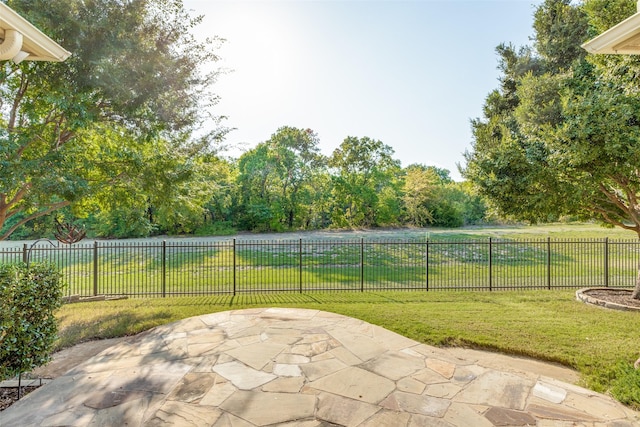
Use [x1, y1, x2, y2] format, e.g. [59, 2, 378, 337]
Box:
[0, 262, 65, 380]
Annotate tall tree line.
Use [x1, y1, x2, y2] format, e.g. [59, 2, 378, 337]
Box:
[9, 126, 488, 239]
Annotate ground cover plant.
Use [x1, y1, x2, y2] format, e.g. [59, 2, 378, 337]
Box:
[53, 289, 640, 409]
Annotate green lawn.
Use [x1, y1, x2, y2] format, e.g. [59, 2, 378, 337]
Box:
[55, 289, 640, 409]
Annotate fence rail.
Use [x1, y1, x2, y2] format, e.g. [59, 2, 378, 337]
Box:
[4, 237, 639, 297]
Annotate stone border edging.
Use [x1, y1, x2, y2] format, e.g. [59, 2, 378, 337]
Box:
[576, 287, 640, 312]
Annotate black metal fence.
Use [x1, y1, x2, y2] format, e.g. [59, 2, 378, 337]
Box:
[3, 237, 638, 297]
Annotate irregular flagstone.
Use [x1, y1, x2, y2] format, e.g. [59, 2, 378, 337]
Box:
[452, 364, 486, 383]
[278, 421, 327, 427]
[563, 391, 631, 420]
[412, 367, 450, 385]
[361, 351, 426, 380]
[526, 401, 600, 422]
[329, 346, 362, 366]
[408, 413, 456, 427]
[273, 363, 303, 377]
[199, 380, 237, 407]
[483, 406, 537, 426]
[359, 409, 412, 427]
[310, 351, 335, 362]
[326, 327, 387, 361]
[308, 366, 395, 404]
[224, 341, 287, 370]
[167, 373, 218, 403]
[315, 392, 380, 426]
[261, 328, 305, 345]
[380, 391, 451, 417]
[212, 412, 256, 427]
[198, 311, 231, 326]
[83, 390, 151, 409]
[443, 402, 494, 427]
[40, 405, 96, 426]
[533, 380, 568, 404]
[299, 358, 347, 381]
[85, 396, 154, 427]
[261, 376, 305, 393]
[425, 358, 457, 379]
[424, 382, 463, 399]
[191, 355, 220, 373]
[212, 361, 276, 390]
[146, 401, 222, 427]
[3, 308, 639, 427]
[454, 371, 533, 410]
[372, 325, 419, 351]
[219, 390, 316, 425]
[275, 353, 310, 364]
[397, 377, 427, 394]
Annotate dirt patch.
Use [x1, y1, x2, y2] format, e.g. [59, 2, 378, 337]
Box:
[0, 386, 40, 412]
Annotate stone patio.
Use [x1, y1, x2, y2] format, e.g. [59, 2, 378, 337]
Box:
[1, 308, 638, 426]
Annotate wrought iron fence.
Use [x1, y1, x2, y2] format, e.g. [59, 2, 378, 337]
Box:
[3, 237, 639, 297]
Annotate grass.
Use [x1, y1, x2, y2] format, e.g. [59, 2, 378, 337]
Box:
[55, 289, 640, 409]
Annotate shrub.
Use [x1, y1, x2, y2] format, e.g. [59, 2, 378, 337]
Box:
[0, 262, 65, 381]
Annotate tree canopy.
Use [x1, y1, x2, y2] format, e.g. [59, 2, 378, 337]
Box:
[462, 0, 640, 296]
[0, 0, 226, 239]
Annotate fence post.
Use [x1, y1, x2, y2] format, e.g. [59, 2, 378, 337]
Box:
[93, 241, 98, 296]
[488, 238, 493, 291]
[547, 237, 551, 290]
[299, 239, 303, 293]
[604, 237, 609, 287]
[425, 239, 429, 292]
[162, 240, 167, 297]
[22, 243, 27, 263]
[360, 238, 364, 292]
[233, 239, 236, 296]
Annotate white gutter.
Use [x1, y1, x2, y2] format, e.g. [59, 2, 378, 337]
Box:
[582, 2, 640, 55]
[0, 2, 71, 63]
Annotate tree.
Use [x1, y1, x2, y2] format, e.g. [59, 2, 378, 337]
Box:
[463, 0, 640, 298]
[403, 164, 485, 227]
[236, 127, 325, 231]
[0, 0, 225, 239]
[402, 165, 440, 227]
[329, 136, 402, 227]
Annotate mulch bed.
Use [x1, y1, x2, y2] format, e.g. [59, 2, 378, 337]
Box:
[0, 386, 40, 412]
[582, 288, 640, 309]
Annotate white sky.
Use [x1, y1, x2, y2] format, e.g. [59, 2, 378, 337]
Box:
[184, 0, 544, 181]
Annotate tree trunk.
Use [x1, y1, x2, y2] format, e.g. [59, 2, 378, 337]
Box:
[633, 262, 640, 299]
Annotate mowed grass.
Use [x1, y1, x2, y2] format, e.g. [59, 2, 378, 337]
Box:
[55, 289, 640, 408]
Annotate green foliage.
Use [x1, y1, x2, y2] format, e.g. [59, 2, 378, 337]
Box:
[193, 221, 236, 237]
[607, 361, 640, 410]
[0, 0, 226, 240]
[463, 0, 640, 230]
[0, 263, 64, 380]
[329, 136, 403, 227]
[236, 127, 326, 231]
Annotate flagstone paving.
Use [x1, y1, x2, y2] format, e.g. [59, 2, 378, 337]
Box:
[1, 308, 638, 426]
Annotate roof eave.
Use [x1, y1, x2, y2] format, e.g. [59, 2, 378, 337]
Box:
[0, 3, 71, 62]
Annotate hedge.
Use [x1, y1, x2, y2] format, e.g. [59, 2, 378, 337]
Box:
[0, 262, 65, 380]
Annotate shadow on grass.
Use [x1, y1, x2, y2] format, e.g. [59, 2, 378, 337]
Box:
[55, 309, 175, 351]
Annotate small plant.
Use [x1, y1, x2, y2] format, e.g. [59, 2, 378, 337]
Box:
[0, 263, 65, 398]
[608, 361, 640, 410]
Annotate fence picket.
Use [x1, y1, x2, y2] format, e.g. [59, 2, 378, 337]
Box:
[3, 237, 638, 297]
